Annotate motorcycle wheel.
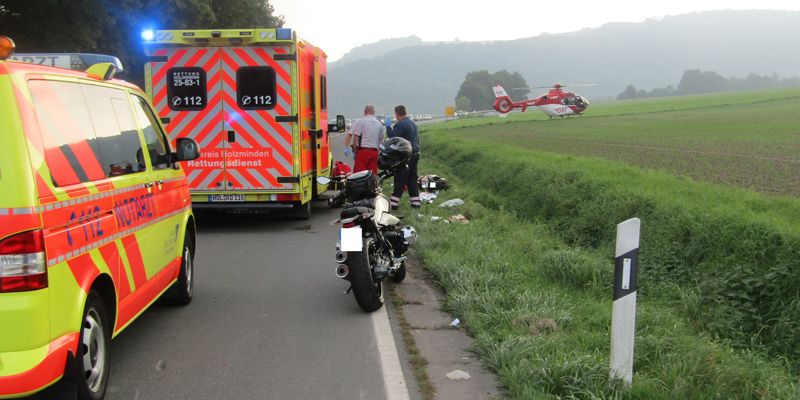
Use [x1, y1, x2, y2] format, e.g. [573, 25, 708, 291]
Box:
[347, 240, 384, 312]
[390, 261, 406, 283]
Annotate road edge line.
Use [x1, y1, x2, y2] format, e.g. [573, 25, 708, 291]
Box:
[373, 304, 412, 400]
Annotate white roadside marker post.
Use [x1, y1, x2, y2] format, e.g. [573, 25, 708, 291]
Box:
[610, 218, 640, 386]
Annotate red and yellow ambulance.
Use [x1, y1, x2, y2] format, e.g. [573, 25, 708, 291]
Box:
[0, 36, 200, 399]
[143, 28, 339, 217]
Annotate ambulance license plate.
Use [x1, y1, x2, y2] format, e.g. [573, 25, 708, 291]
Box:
[208, 194, 245, 202]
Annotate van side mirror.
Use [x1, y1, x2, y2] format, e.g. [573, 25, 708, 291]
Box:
[175, 138, 201, 161]
[328, 114, 347, 133]
[336, 115, 346, 132]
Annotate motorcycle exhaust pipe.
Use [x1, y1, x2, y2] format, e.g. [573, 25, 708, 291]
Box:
[335, 264, 349, 279]
[334, 251, 348, 263]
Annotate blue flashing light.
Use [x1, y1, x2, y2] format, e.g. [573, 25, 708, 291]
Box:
[141, 29, 155, 42]
[276, 28, 292, 40]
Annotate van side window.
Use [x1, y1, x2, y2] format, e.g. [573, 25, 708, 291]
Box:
[29, 80, 106, 187]
[237, 66, 276, 110]
[320, 75, 327, 110]
[131, 95, 171, 170]
[166, 67, 207, 111]
[81, 84, 146, 177]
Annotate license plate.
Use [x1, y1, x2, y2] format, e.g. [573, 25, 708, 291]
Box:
[208, 194, 245, 202]
[339, 228, 363, 252]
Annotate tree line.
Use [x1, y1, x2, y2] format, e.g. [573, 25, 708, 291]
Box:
[618, 69, 800, 100]
[455, 70, 529, 111]
[0, 0, 283, 86]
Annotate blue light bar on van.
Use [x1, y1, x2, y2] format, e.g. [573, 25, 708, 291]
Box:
[276, 28, 292, 40]
[141, 29, 156, 42]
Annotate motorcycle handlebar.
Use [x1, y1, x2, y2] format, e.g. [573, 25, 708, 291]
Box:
[378, 170, 392, 183]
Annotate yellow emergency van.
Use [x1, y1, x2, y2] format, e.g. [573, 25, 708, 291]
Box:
[0, 36, 201, 399]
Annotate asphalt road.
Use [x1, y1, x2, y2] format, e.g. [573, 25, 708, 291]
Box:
[105, 130, 394, 399]
[103, 206, 388, 400]
[28, 131, 411, 400]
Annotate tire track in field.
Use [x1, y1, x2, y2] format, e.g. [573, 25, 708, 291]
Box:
[524, 136, 800, 164]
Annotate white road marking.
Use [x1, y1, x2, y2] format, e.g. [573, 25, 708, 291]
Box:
[372, 305, 411, 400]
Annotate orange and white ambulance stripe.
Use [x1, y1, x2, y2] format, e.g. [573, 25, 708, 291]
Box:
[151, 48, 225, 190]
[221, 46, 294, 190]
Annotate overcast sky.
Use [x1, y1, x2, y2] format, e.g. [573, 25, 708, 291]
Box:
[269, 0, 800, 61]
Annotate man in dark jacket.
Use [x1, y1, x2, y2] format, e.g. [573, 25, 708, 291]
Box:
[388, 105, 420, 209]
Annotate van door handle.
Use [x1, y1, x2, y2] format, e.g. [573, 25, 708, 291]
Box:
[228, 130, 236, 143]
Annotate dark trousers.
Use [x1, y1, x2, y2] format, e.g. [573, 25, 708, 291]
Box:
[391, 153, 420, 207]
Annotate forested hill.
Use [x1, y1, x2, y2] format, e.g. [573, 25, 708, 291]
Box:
[331, 36, 425, 67]
[328, 10, 800, 118]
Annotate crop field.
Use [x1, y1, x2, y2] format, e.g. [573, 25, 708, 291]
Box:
[440, 88, 800, 196]
[404, 88, 800, 398]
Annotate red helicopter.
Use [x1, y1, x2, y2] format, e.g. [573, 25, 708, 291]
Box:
[492, 83, 595, 119]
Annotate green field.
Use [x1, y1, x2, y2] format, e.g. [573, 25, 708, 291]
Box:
[437, 88, 800, 195]
[404, 88, 800, 399]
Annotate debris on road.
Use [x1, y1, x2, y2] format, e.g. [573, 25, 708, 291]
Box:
[449, 318, 461, 328]
[439, 198, 464, 208]
[446, 369, 472, 380]
[420, 192, 438, 203]
[448, 214, 469, 224]
[419, 175, 450, 192]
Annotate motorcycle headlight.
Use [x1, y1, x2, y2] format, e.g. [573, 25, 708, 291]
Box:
[401, 226, 417, 245]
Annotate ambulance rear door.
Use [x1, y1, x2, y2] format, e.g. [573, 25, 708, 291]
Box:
[149, 47, 225, 192]
[220, 46, 295, 192]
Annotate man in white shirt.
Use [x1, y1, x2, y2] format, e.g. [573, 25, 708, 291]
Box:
[344, 104, 385, 174]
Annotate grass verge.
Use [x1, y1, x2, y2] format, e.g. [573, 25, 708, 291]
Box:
[423, 132, 800, 368]
[393, 153, 800, 399]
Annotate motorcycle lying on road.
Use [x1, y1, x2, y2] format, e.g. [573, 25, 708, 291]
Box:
[317, 138, 417, 312]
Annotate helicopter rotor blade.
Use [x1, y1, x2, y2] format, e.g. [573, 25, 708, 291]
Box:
[530, 83, 600, 89]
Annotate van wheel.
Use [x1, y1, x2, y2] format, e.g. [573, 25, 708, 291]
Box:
[293, 201, 312, 219]
[75, 291, 111, 400]
[167, 232, 194, 306]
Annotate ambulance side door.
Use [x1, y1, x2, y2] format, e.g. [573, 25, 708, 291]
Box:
[130, 94, 186, 273]
[315, 51, 330, 174]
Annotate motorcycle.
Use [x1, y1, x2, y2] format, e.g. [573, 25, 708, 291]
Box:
[316, 138, 417, 312]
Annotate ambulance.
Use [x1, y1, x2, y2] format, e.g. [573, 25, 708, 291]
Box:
[143, 28, 343, 218]
[0, 36, 200, 399]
